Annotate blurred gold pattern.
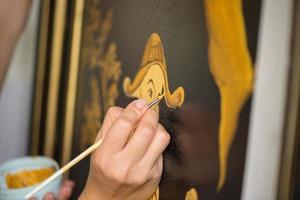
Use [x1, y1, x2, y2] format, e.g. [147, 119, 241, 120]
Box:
[80, 0, 121, 150]
[185, 188, 199, 200]
[204, 0, 254, 190]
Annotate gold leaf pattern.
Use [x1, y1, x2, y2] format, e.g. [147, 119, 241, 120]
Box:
[80, 0, 121, 150]
[185, 188, 199, 200]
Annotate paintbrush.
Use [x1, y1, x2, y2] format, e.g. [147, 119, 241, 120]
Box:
[25, 97, 162, 199]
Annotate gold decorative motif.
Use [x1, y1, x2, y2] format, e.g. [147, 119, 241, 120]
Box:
[123, 33, 185, 109]
[80, 0, 121, 150]
[185, 188, 199, 200]
[204, 0, 254, 190]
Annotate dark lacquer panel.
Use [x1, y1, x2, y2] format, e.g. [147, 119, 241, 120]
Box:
[69, 0, 261, 199]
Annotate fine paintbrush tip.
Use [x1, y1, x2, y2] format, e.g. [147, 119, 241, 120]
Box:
[147, 95, 164, 108]
[158, 93, 165, 101]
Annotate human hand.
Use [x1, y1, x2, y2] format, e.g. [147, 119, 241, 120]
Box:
[79, 99, 170, 200]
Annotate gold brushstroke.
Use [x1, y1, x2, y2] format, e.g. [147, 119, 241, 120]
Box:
[80, 0, 121, 150]
[204, 0, 254, 190]
[185, 188, 199, 200]
[123, 33, 185, 109]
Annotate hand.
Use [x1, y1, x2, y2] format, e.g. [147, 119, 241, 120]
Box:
[79, 99, 170, 200]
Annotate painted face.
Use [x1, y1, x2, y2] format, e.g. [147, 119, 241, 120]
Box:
[138, 64, 165, 110]
[123, 33, 185, 111]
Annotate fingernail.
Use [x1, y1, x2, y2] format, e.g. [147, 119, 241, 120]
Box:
[135, 99, 147, 109]
[44, 193, 55, 200]
[64, 186, 73, 197]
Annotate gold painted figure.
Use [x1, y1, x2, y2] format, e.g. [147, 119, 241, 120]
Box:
[123, 33, 185, 109]
[204, 0, 254, 190]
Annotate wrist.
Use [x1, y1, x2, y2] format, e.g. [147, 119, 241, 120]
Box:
[78, 190, 89, 200]
[79, 184, 107, 200]
[79, 189, 97, 200]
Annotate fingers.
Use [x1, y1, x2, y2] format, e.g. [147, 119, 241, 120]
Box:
[58, 180, 75, 200]
[148, 155, 163, 182]
[101, 99, 148, 153]
[123, 109, 158, 162]
[95, 106, 123, 141]
[84, 101, 169, 199]
[42, 193, 55, 200]
[139, 124, 170, 169]
[39, 181, 74, 200]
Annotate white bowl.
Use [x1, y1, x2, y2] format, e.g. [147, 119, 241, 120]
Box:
[0, 156, 62, 200]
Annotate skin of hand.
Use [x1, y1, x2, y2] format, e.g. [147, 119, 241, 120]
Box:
[0, 0, 33, 35]
[79, 99, 170, 200]
[0, 0, 32, 90]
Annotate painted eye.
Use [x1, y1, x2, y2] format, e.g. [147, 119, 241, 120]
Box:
[148, 88, 153, 98]
[147, 79, 155, 99]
